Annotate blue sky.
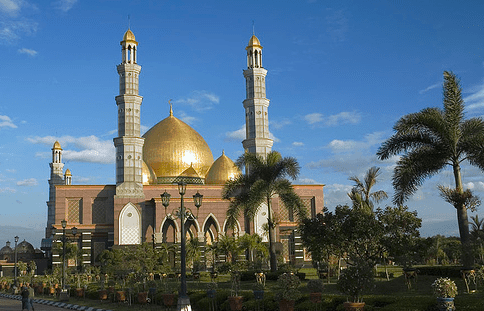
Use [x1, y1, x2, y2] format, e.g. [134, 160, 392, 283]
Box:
[2, 0, 484, 247]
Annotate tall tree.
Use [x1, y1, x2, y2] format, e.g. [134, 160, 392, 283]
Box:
[377, 71, 484, 268]
[222, 151, 307, 272]
[348, 166, 388, 212]
[470, 215, 484, 265]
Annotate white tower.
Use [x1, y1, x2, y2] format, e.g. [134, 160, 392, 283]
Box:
[242, 34, 273, 158]
[47, 141, 64, 233]
[113, 29, 145, 198]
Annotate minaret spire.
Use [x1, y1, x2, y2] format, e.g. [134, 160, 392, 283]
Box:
[242, 33, 272, 158]
[113, 28, 145, 198]
[47, 141, 65, 236]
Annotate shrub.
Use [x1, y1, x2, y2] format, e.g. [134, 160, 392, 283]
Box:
[306, 279, 324, 293]
[277, 273, 302, 301]
[417, 266, 461, 277]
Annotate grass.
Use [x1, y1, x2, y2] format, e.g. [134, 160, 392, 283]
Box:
[10, 267, 484, 311]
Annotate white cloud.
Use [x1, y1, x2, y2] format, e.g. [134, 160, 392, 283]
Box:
[6, 169, 16, 173]
[0, 115, 17, 128]
[54, 0, 77, 12]
[178, 111, 197, 125]
[225, 124, 279, 143]
[292, 142, 304, 147]
[175, 90, 220, 112]
[269, 132, 280, 143]
[296, 178, 318, 184]
[225, 125, 245, 142]
[464, 181, 484, 191]
[304, 111, 361, 127]
[326, 8, 349, 43]
[17, 47, 37, 56]
[327, 131, 385, 153]
[419, 82, 440, 94]
[27, 135, 115, 164]
[17, 178, 37, 186]
[271, 119, 291, 129]
[0, 0, 22, 16]
[0, 187, 16, 193]
[464, 83, 484, 111]
[323, 183, 353, 207]
[304, 113, 323, 125]
[0, 19, 38, 43]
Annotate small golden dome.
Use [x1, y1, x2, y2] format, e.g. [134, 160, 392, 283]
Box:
[247, 35, 262, 49]
[122, 29, 137, 43]
[64, 169, 71, 176]
[205, 151, 241, 185]
[53, 141, 62, 150]
[142, 160, 157, 185]
[142, 112, 214, 182]
[180, 164, 200, 178]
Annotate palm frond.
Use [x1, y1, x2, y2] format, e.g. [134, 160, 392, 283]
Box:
[393, 148, 448, 204]
[378, 108, 447, 160]
[438, 186, 481, 212]
[274, 179, 307, 220]
[443, 71, 465, 129]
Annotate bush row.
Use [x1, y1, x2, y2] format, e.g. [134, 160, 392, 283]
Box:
[415, 266, 462, 278]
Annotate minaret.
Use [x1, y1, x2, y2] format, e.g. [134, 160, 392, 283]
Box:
[242, 34, 273, 158]
[64, 169, 72, 185]
[113, 29, 144, 198]
[47, 141, 64, 234]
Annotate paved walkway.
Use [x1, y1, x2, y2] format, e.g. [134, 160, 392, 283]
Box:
[0, 294, 112, 311]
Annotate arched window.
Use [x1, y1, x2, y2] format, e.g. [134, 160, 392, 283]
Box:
[119, 202, 141, 245]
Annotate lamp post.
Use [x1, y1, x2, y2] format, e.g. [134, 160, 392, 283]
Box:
[14, 236, 19, 287]
[161, 182, 203, 311]
[58, 220, 77, 301]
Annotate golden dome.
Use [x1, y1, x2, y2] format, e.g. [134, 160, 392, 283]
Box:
[122, 29, 137, 43]
[142, 113, 214, 182]
[205, 151, 241, 184]
[64, 169, 71, 176]
[53, 141, 62, 150]
[247, 35, 262, 49]
[142, 160, 157, 185]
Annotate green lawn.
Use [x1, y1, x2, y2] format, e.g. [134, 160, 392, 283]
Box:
[10, 268, 484, 311]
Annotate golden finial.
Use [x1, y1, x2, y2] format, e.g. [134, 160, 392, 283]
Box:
[222, 149, 225, 155]
[169, 99, 173, 116]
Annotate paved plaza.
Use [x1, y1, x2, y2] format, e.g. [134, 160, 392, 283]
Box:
[0, 295, 112, 311]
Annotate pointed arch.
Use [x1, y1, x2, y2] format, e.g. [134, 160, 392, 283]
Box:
[185, 217, 200, 241]
[119, 202, 141, 245]
[202, 213, 221, 245]
[161, 217, 178, 243]
[223, 218, 241, 237]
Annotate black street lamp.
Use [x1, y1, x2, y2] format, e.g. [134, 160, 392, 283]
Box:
[14, 236, 19, 287]
[161, 182, 203, 311]
[54, 220, 77, 301]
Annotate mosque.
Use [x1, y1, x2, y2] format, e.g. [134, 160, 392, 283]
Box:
[44, 29, 324, 269]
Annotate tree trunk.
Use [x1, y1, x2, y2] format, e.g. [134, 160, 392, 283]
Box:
[453, 163, 474, 269]
[267, 196, 277, 272]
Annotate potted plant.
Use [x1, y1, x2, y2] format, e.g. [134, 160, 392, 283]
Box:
[253, 282, 264, 300]
[206, 281, 217, 299]
[228, 271, 243, 311]
[306, 279, 324, 304]
[337, 264, 374, 311]
[277, 272, 302, 311]
[432, 277, 457, 311]
[162, 280, 178, 307]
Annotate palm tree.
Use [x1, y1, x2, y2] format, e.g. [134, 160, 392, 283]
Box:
[377, 71, 484, 268]
[222, 151, 307, 272]
[470, 215, 484, 264]
[348, 166, 388, 212]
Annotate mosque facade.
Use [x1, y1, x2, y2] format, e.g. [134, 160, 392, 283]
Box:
[44, 29, 324, 268]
